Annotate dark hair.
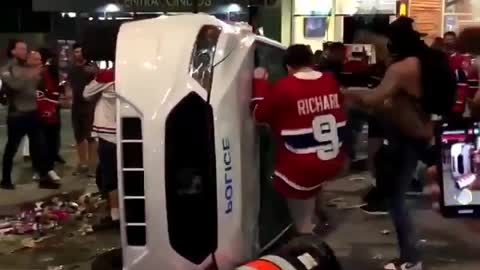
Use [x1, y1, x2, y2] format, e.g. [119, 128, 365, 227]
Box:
[72, 43, 82, 50]
[329, 42, 345, 52]
[39, 48, 59, 82]
[444, 31, 457, 38]
[456, 27, 480, 54]
[38, 48, 54, 65]
[284, 44, 314, 69]
[6, 39, 26, 58]
[386, 17, 426, 59]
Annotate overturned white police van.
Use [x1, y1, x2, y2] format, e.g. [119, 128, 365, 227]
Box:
[115, 14, 292, 270]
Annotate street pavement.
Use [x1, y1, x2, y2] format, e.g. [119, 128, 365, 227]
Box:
[0, 109, 477, 270]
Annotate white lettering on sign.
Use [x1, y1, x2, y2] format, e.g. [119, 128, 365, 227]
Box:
[122, 0, 212, 8]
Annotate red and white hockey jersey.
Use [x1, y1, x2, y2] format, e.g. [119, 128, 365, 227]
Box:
[450, 53, 479, 114]
[252, 70, 347, 199]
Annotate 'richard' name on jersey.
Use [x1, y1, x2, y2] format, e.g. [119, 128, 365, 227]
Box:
[297, 94, 340, 116]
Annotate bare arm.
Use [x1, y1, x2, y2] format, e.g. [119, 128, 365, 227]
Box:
[344, 58, 422, 108]
[84, 80, 114, 101]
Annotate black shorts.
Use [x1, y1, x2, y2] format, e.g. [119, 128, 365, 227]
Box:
[368, 117, 385, 138]
[71, 105, 95, 143]
[98, 138, 118, 193]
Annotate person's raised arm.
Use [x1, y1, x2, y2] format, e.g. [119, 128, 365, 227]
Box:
[343, 61, 404, 107]
[1, 65, 41, 91]
[83, 70, 114, 100]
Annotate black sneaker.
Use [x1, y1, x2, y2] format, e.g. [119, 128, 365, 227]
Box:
[406, 179, 423, 196]
[360, 202, 388, 215]
[0, 182, 15, 190]
[55, 156, 66, 164]
[363, 186, 381, 204]
[93, 217, 120, 232]
[39, 179, 61, 189]
[72, 165, 89, 176]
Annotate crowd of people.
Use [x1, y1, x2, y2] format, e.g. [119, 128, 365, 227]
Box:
[1, 14, 480, 270]
[0, 40, 119, 230]
[253, 17, 479, 270]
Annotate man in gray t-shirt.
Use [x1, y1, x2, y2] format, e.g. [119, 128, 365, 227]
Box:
[0, 40, 60, 190]
[67, 43, 97, 176]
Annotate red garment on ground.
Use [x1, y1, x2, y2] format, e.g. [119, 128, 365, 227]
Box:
[252, 72, 347, 199]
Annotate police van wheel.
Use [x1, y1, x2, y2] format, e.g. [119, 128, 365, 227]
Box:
[91, 248, 122, 270]
[238, 234, 341, 270]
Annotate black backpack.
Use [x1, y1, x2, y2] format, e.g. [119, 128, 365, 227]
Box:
[418, 48, 457, 116]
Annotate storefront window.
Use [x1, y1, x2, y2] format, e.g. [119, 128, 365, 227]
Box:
[291, 0, 396, 51]
[292, 0, 333, 52]
[444, 0, 480, 32]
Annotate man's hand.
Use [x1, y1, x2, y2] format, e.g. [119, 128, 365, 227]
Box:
[254, 67, 269, 80]
[426, 166, 480, 233]
[84, 63, 98, 74]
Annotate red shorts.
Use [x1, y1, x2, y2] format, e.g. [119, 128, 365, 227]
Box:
[273, 152, 347, 199]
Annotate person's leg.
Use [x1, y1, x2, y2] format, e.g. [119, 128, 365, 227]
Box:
[381, 140, 421, 266]
[1, 116, 27, 188]
[94, 139, 120, 231]
[88, 139, 98, 176]
[86, 106, 97, 176]
[361, 117, 388, 214]
[287, 197, 316, 234]
[72, 109, 89, 173]
[53, 121, 64, 163]
[22, 137, 30, 160]
[27, 114, 61, 189]
[44, 124, 56, 166]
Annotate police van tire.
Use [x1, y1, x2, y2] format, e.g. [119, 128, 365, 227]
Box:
[91, 248, 123, 270]
[237, 234, 341, 270]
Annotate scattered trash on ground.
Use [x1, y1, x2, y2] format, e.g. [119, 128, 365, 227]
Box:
[327, 197, 365, 209]
[0, 192, 106, 252]
[47, 266, 64, 270]
[381, 230, 391, 235]
[372, 254, 383, 260]
[437, 257, 457, 263]
[327, 197, 346, 207]
[348, 176, 366, 182]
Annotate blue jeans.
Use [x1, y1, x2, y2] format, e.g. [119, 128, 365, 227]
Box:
[375, 135, 421, 262]
[344, 108, 369, 160]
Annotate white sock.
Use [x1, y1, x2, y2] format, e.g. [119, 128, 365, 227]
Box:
[111, 208, 120, 221]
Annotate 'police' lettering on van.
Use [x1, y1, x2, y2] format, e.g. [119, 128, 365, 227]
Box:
[223, 138, 233, 214]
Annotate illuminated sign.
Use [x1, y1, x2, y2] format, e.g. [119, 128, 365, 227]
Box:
[294, 0, 332, 15]
[335, 0, 396, 15]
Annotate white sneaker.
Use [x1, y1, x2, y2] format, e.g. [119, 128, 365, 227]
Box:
[32, 173, 40, 181]
[384, 260, 423, 270]
[48, 170, 61, 181]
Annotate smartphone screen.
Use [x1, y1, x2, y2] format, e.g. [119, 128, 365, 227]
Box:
[440, 119, 480, 214]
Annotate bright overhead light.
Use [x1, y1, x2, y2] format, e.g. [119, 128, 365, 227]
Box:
[105, 3, 121, 13]
[227, 4, 242, 13]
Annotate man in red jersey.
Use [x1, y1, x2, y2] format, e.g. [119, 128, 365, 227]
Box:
[252, 45, 347, 234]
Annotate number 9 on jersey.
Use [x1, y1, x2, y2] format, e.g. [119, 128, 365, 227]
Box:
[312, 114, 340, 161]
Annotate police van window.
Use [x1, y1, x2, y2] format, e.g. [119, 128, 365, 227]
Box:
[255, 42, 287, 83]
[458, 155, 464, 174]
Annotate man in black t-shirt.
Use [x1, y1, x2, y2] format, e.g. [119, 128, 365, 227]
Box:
[67, 43, 97, 177]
